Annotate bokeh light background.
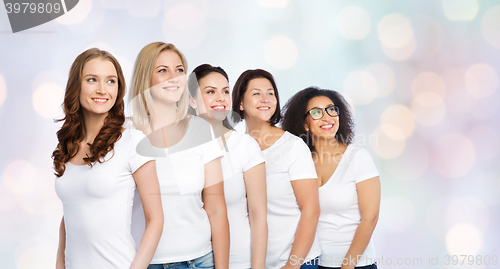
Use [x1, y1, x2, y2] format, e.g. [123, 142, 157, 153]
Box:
[1, 0, 500, 268]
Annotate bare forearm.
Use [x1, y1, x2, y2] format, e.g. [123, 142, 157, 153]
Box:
[250, 217, 268, 269]
[208, 210, 230, 269]
[56, 217, 66, 269]
[285, 211, 319, 269]
[342, 218, 378, 269]
[129, 217, 163, 269]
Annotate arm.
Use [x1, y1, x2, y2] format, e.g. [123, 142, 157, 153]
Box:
[243, 163, 268, 269]
[203, 157, 230, 269]
[283, 179, 321, 269]
[56, 217, 65, 269]
[130, 161, 164, 269]
[341, 176, 381, 269]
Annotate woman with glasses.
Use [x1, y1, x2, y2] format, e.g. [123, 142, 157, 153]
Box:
[282, 87, 381, 269]
[232, 70, 321, 269]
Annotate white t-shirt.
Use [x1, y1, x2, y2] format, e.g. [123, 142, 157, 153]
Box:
[221, 131, 265, 269]
[262, 131, 321, 269]
[132, 116, 223, 264]
[55, 128, 154, 269]
[317, 145, 379, 267]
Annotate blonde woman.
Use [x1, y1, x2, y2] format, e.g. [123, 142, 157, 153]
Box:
[129, 42, 230, 269]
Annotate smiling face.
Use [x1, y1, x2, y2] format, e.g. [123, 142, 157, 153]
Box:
[150, 50, 186, 105]
[304, 95, 340, 141]
[240, 77, 277, 123]
[79, 58, 119, 118]
[195, 72, 230, 122]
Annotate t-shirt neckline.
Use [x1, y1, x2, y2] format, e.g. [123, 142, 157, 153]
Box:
[319, 144, 352, 189]
[261, 131, 289, 153]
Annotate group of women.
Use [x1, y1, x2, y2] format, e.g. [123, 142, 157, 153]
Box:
[53, 42, 381, 269]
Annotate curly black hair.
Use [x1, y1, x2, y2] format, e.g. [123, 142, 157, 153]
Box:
[281, 87, 355, 151]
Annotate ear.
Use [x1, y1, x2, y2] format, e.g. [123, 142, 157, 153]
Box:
[304, 123, 309, 131]
[239, 102, 244, 111]
[189, 97, 197, 109]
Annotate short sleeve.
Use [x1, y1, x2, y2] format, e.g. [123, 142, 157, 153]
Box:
[354, 148, 379, 183]
[128, 129, 155, 173]
[288, 138, 318, 181]
[202, 138, 223, 164]
[242, 134, 265, 172]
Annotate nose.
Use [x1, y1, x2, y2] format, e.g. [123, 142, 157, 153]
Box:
[215, 91, 225, 102]
[166, 72, 180, 83]
[260, 95, 270, 103]
[96, 81, 106, 94]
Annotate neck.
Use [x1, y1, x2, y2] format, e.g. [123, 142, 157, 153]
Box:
[82, 111, 108, 144]
[313, 136, 347, 161]
[151, 101, 178, 130]
[245, 116, 273, 142]
[208, 118, 231, 138]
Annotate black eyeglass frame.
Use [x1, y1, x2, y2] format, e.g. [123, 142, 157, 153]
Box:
[304, 105, 340, 120]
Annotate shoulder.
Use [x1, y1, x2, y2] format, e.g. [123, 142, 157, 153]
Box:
[285, 131, 310, 152]
[123, 127, 147, 142]
[348, 146, 374, 162]
[189, 116, 214, 137]
[190, 115, 212, 129]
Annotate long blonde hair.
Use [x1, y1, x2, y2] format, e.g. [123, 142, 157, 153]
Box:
[129, 42, 190, 131]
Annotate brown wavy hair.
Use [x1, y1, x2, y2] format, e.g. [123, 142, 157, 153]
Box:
[52, 48, 126, 177]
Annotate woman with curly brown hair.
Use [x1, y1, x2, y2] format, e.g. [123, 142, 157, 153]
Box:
[53, 48, 164, 269]
[282, 87, 380, 269]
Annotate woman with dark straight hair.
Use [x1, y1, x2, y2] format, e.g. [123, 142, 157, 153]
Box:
[282, 87, 380, 269]
[233, 69, 321, 269]
[53, 48, 163, 269]
[189, 64, 268, 269]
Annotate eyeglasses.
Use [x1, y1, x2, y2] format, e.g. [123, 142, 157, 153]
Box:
[305, 106, 339, 120]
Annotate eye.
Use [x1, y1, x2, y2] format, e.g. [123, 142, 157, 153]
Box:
[87, 78, 96, 82]
[223, 90, 230, 95]
[207, 90, 215, 94]
[267, 92, 274, 96]
[253, 92, 260, 96]
[158, 68, 166, 73]
[107, 79, 116, 84]
[311, 109, 322, 116]
[176, 68, 184, 73]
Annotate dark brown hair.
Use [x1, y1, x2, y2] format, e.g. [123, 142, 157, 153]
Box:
[52, 48, 126, 177]
[231, 69, 281, 126]
[188, 64, 233, 129]
[282, 87, 355, 151]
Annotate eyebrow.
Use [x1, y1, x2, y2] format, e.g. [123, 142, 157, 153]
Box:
[155, 64, 184, 69]
[250, 88, 273, 91]
[203, 86, 230, 90]
[83, 74, 118, 79]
